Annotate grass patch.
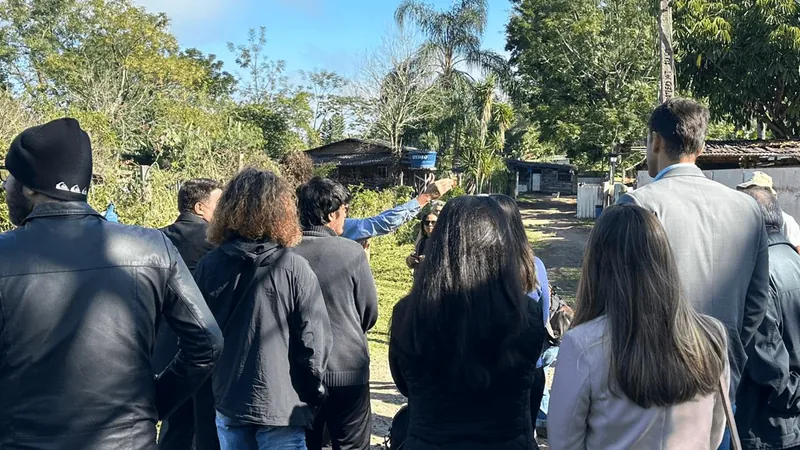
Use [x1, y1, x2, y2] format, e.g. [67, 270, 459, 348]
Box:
[367, 238, 415, 361]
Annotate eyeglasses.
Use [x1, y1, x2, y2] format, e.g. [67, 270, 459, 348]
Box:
[423, 220, 437, 225]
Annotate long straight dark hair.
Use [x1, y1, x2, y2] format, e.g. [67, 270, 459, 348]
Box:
[391, 196, 530, 390]
[490, 194, 538, 294]
[575, 204, 727, 408]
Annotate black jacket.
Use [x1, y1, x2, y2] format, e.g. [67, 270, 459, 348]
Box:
[194, 238, 332, 428]
[0, 202, 223, 450]
[160, 213, 213, 272]
[154, 213, 213, 372]
[294, 226, 378, 387]
[389, 296, 544, 450]
[736, 232, 800, 449]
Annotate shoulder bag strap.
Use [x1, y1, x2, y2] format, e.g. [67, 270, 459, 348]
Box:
[719, 374, 742, 450]
[219, 252, 270, 334]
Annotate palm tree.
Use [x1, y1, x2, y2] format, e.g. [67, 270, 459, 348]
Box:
[395, 0, 507, 90]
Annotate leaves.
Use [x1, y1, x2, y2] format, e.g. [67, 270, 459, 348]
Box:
[675, 0, 800, 137]
[506, 0, 658, 162]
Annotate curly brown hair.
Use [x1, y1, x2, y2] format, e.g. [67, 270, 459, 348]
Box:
[207, 167, 302, 247]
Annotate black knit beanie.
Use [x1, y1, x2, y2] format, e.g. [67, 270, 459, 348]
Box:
[5, 118, 93, 201]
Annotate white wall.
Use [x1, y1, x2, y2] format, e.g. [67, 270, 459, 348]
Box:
[637, 167, 800, 220]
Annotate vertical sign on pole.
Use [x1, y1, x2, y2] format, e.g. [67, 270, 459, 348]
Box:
[658, 0, 676, 104]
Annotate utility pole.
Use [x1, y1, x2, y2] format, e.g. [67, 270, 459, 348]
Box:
[658, 0, 676, 103]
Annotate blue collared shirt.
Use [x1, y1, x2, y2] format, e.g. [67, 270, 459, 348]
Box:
[653, 163, 697, 181]
[342, 198, 422, 241]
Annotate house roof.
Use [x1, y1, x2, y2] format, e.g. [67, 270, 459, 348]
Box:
[308, 152, 399, 167]
[629, 140, 800, 160]
[702, 140, 800, 158]
[305, 138, 419, 155]
[507, 159, 577, 171]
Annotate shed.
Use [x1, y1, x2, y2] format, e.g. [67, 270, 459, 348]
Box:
[507, 160, 577, 196]
[305, 138, 434, 189]
[698, 140, 800, 169]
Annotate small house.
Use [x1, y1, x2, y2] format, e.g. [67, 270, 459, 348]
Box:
[507, 160, 577, 196]
[305, 138, 435, 189]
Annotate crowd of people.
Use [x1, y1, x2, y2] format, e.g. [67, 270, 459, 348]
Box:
[0, 97, 799, 450]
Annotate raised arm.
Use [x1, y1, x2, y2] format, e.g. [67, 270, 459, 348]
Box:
[155, 240, 223, 420]
[341, 179, 455, 241]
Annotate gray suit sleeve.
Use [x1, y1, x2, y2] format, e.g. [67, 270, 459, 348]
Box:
[742, 223, 770, 347]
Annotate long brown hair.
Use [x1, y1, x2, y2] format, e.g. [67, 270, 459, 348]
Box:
[575, 204, 726, 408]
[207, 167, 302, 247]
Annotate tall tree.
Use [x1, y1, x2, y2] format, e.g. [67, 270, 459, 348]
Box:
[227, 27, 289, 104]
[395, 0, 506, 88]
[674, 0, 800, 138]
[320, 113, 346, 144]
[354, 31, 442, 154]
[506, 0, 658, 165]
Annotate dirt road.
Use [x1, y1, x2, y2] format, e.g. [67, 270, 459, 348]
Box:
[366, 196, 591, 449]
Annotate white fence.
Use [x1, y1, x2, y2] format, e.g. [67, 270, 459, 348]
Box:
[577, 184, 603, 219]
[637, 167, 800, 219]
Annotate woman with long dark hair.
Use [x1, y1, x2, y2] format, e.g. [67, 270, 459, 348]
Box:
[548, 204, 729, 449]
[489, 194, 551, 440]
[389, 195, 545, 450]
[406, 212, 438, 270]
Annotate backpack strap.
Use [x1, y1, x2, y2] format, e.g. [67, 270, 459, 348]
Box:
[218, 252, 271, 333]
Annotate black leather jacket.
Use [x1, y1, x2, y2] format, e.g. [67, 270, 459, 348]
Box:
[0, 202, 224, 450]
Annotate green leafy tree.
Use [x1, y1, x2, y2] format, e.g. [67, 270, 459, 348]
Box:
[674, 0, 800, 137]
[180, 48, 236, 98]
[320, 113, 346, 144]
[506, 0, 658, 164]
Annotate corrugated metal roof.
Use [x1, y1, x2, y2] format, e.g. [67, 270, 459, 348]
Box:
[309, 152, 399, 167]
[703, 140, 800, 158]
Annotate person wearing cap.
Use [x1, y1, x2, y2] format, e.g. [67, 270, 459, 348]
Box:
[737, 171, 800, 253]
[0, 118, 224, 450]
[618, 99, 769, 450]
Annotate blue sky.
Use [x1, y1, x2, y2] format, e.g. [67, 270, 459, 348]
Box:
[132, 0, 513, 81]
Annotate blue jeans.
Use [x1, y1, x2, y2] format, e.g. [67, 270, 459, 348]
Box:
[536, 346, 560, 428]
[215, 412, 307, 450]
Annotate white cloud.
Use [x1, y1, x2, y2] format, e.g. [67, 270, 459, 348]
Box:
[132, 0, 227, 22]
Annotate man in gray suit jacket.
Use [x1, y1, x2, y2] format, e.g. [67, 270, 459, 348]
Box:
[618, 99, 769, 402]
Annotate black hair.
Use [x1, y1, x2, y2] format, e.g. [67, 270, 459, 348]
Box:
[178, 178, 220, 214]
[297, 177, 353, 228]
[489, 194, 538, 294]
[648, 98, 710, 158]
[390, 195, 530, 390]
[743, 187, 784, 234]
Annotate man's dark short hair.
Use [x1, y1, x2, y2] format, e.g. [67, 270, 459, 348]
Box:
[178, 178, 220, 214]
[648, 98, 710, 159]
[297, 177, 352, 228]
[743, 186, 784, 234]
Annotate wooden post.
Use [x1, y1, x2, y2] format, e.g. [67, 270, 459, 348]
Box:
[238, 153, 244, 172]
[658, 0, 676, 103]
[514, 170, 520, 199]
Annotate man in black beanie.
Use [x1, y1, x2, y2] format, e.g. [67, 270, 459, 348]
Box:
[0, 118, 224, 450]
